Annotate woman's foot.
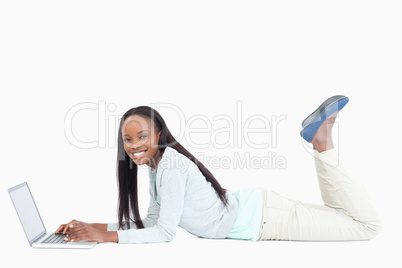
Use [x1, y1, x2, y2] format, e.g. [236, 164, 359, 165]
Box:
[311, 111, 339, 152]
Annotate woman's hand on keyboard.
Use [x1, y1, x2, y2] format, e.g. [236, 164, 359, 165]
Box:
[55, 220, 118, 243]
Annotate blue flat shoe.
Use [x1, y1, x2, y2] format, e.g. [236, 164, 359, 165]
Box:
[300, 95, 349, 143]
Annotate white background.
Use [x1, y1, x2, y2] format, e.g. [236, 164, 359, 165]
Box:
[1, 1, 401, 267]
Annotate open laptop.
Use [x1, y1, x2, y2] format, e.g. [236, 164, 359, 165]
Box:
[8, 182, 97, 249]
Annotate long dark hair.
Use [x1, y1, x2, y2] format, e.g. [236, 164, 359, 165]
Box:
[117, 105, 228, 230]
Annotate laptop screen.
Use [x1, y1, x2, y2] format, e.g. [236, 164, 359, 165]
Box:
[9, 182, 46, 244]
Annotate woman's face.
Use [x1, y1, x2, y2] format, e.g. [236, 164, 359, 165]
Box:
[121, 115, 162, 167]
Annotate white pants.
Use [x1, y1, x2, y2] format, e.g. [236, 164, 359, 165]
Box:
[258, 149, 381, 241]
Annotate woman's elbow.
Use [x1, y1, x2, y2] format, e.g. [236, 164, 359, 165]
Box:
[159, 228, 176, 242]
[365, 219, 382, 240]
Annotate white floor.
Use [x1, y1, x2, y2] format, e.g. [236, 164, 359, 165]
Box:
[1, 227, 397, 268]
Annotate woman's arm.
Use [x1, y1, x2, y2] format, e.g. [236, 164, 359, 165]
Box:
[90, 223, 108, 231]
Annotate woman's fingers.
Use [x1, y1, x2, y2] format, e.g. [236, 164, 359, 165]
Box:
[66, 220, 83, 234]
[67, 229, 88, 242]
[55, 224, 66, 234]
[55, 219, 81, 234]
[62, 221, 74, 234]
[65, 222, 86, 241]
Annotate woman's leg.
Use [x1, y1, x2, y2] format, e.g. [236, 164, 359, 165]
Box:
[258, 113, 381, 241]
[308, 148, 381, 238]
[312, 112, 344, 209]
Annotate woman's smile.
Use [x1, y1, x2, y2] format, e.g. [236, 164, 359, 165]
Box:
[130, 150, 148, 159]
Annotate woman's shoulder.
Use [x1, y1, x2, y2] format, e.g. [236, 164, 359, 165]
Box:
[162, 146, 185, 162]
[158, 146, 195, 173]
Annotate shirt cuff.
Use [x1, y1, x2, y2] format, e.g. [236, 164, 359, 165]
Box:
[107, 223, 119, 231]
[117, 230, 132, 244]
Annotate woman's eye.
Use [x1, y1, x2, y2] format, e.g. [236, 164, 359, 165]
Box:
[140, 135, 148, 139]
[123, 138, 131, 142]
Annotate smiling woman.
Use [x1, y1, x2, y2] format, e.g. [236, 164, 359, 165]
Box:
[114, 106, 231, 235]
[56, 97, 381, 244]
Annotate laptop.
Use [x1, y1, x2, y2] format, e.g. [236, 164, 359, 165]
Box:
[8, 182, 97, 249]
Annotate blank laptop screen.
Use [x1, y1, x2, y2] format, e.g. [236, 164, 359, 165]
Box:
[9, 183, 46, 244]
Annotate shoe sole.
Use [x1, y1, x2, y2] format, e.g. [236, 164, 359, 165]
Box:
[301, 95, 348, 128]
[300, 95, 349, 143]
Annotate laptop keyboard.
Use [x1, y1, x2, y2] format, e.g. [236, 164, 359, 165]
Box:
[43, 233, 67, 244]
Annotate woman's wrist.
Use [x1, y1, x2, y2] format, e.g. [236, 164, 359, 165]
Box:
[102, 231, 118, 243]
[90, 223, 108, 231]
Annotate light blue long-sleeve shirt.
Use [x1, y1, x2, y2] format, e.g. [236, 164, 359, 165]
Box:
[107, 146, 239, 243]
